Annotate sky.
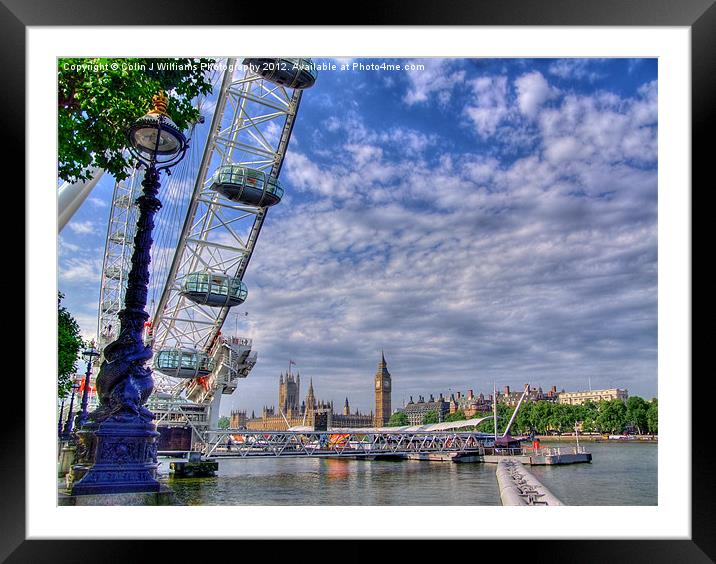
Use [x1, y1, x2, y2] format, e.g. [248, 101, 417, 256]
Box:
[59, 57, 658, 416]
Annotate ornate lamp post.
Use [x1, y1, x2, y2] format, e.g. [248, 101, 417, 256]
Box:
[70, 92, 188, 496]
[62, 380, 80, 438]
[58, 395, 67, 438]
[75, 343, 100, 430]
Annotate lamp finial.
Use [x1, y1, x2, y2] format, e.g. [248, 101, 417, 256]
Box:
[149, 90, 169, 117]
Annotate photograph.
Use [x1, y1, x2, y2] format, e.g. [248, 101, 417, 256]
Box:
[56, 56, 659, 508]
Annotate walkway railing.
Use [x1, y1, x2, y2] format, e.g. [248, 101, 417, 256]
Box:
[200, 430, 493, 458]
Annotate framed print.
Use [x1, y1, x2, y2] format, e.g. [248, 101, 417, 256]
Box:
[10, 0, 711, 561]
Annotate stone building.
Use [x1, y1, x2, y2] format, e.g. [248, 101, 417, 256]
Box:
[374, 351, 392, 427]
[557, 388, 628, 405]
[232, 372, 372, 430]
[403, 393, 450, 425]
[497, 385, 561, 407]
[279, 371, 301, 418]
[229, 409, 247, 428]
[449, 390, 492, 417]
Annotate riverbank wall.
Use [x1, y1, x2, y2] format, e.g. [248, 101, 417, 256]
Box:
[535, 435, 657, 443]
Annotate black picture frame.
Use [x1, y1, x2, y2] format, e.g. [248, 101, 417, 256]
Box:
[9, 0, 709, 560]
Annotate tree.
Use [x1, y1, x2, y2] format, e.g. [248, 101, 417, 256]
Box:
[444, 410, 466, 422]
[217, 416, 230, 430]
[58, 57, 215, 183]
[597, 399, 627, 434]
[422, 410, 439, 424]
[577, 400, 600, 433]
[626, 396, 649, 434]
[387, 411, 408, 426]
[58, 292, 84, 397]
[646, 399, 658, 434]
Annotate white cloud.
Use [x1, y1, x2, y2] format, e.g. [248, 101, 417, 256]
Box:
[60, 257, 102, 283]
[463, 76, 509, 137]
[548, 59, 606, 82]
[88, 197, 107, 208]
[537, 84, 657, 166]
[515, 71, 557, 118]
[403, 59, 466, 106]
[67, 220, 97, 235]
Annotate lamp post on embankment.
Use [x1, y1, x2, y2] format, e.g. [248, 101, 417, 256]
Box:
[57, 395, 66, 438]
[67, 92, 188, 500]
[74, 343, 100, 430]
[61, 381, 79, 439]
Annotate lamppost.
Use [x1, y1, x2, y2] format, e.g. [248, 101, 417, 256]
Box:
[75, 342, 100, 430]
[57, 395, 66, 438]
[62, 380, 80, 438]
[70, 92, 188, 496]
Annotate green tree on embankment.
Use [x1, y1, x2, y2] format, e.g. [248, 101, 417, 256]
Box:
[422, 410, 440, 424]
[58, 57, 215, 183]
[471, 396, 657, 436]
[387, 411, 408, 426]
[58, 292, 84, 397]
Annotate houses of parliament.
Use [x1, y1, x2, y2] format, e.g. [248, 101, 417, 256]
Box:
[230, 352, 392, 430]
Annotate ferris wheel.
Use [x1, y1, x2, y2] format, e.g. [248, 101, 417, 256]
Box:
[95, 57, 317, 435]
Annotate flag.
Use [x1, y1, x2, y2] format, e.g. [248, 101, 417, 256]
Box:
[289, 360, 296, 366]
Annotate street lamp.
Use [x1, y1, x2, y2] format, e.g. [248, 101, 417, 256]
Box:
[70, 92, 188, 496]
[57, 394, 67, 438]
[62, 380, 80, 438]
[75, 343, 100, 430]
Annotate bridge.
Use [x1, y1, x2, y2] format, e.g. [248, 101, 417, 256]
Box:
[199, 429, 498, 459]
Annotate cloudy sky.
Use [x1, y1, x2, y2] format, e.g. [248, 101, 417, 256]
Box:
[59, 57, 658, 416]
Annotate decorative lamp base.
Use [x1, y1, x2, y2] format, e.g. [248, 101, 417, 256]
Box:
[69, 417, 161, 495]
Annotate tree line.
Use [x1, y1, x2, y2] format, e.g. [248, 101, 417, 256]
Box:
[387, 396, 658, 435]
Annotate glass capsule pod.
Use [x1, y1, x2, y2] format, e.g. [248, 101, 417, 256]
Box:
[242, 58, 317, 90]
[209, 165, 284, 207]
[153, 348, 214, 379]
[115, 195, 132, 208]
[109, 230, 126, 243]
[100, 300, 119, 314]
[104, 266, 124, 280]
[180, 271, 248, 307]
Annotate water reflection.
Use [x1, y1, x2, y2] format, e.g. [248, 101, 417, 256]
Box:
[160, 442, 656, 506]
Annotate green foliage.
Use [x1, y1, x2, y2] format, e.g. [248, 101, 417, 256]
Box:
[58, 292, 84, 397]
[422, 410, 439, 424]
[217, 416, 230, 430]
[626, 396, 649, 434]
[596, 399, 627, 434]
[58, 57, 215, 183]
[470, 396, 655, 436]
[387, 411, 408, 426]
[444, 410, 466, 422]
[474, 403, 505, 433]
[646, 399, 658, 434]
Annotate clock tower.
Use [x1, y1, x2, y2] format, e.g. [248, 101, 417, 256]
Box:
[374, 351, 392, 427]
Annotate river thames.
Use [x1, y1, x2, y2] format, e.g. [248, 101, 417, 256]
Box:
[159, 441, 657, 506]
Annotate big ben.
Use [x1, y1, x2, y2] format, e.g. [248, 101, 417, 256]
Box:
[374, 351, 392, 427]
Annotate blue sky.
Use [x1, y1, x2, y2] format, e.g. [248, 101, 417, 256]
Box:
[59, 58, 658, 416]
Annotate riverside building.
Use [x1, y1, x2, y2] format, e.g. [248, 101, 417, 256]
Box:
[557, 388, 629, 405]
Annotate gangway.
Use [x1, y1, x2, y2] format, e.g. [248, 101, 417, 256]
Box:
[201, 429, 496, 459]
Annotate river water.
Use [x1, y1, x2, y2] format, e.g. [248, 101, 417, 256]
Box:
[159, 441, 657, 506]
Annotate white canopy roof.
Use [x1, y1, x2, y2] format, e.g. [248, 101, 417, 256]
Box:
[288, 415, 495, 434]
